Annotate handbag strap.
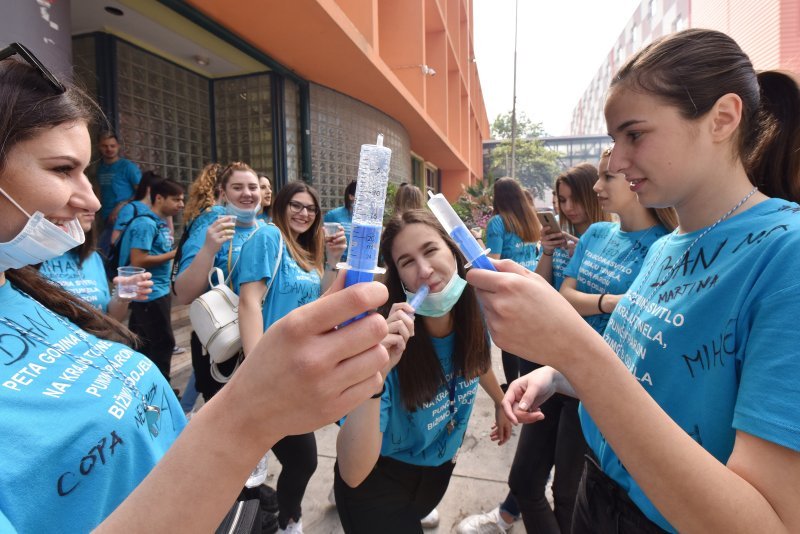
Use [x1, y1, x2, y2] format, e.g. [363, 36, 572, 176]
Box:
[262, 227, 284, 306]
[223, 220, 267, 286]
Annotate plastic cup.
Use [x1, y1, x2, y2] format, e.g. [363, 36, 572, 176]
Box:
[117, 266, 145, 299]
[323, 222, 342, 237]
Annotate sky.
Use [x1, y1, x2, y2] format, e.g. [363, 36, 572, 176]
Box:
[473, 0, 641, 137]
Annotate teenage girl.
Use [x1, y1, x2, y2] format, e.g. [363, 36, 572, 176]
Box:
[174, 162, 266, 395]
[392, 182, 424, 214]
[334, 209, 511, 534]
[236, 181, 347, 533]
[469, 29, 800, 533]
[258, 173, 272, 222]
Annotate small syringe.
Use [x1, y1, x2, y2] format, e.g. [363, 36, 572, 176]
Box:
[337, 134, 392, 324]
[427, 191, 496, 271]
[407, 284, 430, 314]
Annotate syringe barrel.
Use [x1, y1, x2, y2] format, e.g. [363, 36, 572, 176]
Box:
[351, 144, 391, 226]
[426, 192, 462, 234]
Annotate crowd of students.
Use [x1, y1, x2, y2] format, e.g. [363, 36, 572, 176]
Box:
[1, 27, 799, 534]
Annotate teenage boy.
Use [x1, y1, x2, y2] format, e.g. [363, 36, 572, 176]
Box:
[119, 178, 184, 382]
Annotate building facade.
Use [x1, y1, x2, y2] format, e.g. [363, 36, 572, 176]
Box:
[569, 0, 799, 135]
[4, 0, 488, 223]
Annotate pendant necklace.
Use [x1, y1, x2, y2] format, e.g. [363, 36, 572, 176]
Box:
[620, 187, 758, 340]
[0, 290, 162, 437]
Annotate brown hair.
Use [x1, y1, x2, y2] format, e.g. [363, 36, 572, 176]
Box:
[598, 147, 678, 231]
[612, 28, 800, 203]
[258, 174, 272, 218]
[183, 163, 222, 223]
[380, 209, 491, 411]
[272, 181, 324, 275]
[0, 57, 136, 346]
[554, 163, 610, 235]
[392, 183, 425, 215]
[492, 177, 541, 243]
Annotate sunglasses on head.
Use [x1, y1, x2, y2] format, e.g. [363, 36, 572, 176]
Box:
[0, 42, 65, 94]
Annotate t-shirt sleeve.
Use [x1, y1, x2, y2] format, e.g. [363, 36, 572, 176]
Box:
[733, 281, 800, 452]
[234, 227, 280, 290]
[129, 161, 142, 187]
[127, 218, 158, 252]
[563, 232, 589, 279]
[378, 378, 394, 434]
[485, 216, 504, 257]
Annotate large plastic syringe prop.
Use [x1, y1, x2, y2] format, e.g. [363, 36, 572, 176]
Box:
[427, 191, 496, 271]
[337, 134, 392, 324]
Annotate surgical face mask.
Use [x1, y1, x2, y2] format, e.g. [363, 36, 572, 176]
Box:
[226, 201, 258, 224]
[0, 186, 85, 271]
[403, 269, 468, 317]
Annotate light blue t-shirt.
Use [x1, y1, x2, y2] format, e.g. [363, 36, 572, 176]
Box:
[233, 224, 321, 331]
[0, 281, 184, 532]
[97, 159, 141, 220]
[113, 200, 148, 233]
[581, 199, 800, 532]
[178, 211, 265, 286]
[119, 211, 173, 301]
[40, 250, 112, 312]
[379, 334, 480, 466]
[563, 222, 668, 334]
[323, 206, 353, 262]
[550, 247, 571, 290]
[485, 215, 541, 271]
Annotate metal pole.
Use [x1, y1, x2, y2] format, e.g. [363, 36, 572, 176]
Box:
[510, 0, 518, 179]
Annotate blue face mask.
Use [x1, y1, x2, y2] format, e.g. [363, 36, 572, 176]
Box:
[226, 202, 258, 224]
[403, 270, 467, 317]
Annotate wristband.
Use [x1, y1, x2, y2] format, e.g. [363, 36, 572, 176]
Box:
[598, 293, 607, 314]
[542, 249, 554, 256]
[371, 383, 386, 399]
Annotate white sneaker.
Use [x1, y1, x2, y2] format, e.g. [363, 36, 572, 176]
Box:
[420, 508, 440, 529]
[278, 519, 303, 534]
[456, 507, 512, 534]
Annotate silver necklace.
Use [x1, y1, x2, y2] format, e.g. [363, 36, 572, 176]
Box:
[0, 290, 162, 437]
[620, 187, 758, 339]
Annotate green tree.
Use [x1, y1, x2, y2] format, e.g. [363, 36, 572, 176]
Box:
[489, 112, 562, 198]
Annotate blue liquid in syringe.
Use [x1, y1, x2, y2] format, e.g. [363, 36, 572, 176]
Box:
[344, 223, 382, 286]
[449, 226, 496, 271]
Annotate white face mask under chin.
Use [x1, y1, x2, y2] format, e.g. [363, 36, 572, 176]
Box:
[0, 187, 85, 271]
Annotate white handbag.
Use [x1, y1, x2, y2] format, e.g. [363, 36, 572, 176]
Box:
[189, 226, 282, 383]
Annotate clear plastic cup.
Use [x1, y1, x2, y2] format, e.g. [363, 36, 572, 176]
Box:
[116, 266, 145, 299]
[323, 222, 342, 237]
[217, 214, 236, 227]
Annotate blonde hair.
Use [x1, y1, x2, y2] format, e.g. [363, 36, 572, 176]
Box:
[184, 163, 222, 223]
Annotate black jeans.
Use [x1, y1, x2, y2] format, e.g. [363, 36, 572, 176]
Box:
[507, 359, 588, 534]
[334, 456, 455, 534]
[501, 350, 521, 386]
[271, 432, 318, 529]
[128, 295, 175, 382]
[571, 454, 668, 534]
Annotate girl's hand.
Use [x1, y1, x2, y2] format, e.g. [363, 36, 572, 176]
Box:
[489, 404, 513, 445]
[501, 367, 558, 424]
[205, 216, 235, 253]
[381, 302, 415, 375]
[540, 226, 566, 254]
[467, 259, 599, 370]
[325, 229, 347, 266]
[112, 272, 153, 301]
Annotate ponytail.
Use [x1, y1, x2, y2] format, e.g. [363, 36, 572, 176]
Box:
[747, 71, 800, 203]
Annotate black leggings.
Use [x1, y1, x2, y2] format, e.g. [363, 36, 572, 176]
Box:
[129, 295, 175, 382]
[271, 432, 318, 529]
[501, 350, 521, 386]
[334, 456, 455, 534]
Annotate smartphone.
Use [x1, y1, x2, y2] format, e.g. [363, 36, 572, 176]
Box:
[536, 211, 561, 234]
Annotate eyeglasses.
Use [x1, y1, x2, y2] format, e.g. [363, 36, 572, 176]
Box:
[288, 200, 318, 215]
[0, 42, 65, 94]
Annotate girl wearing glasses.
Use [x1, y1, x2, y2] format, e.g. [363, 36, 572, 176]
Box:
[235, 181, 347, 533]
[0, 46, 390, 533]
[468, 29, 800, 533]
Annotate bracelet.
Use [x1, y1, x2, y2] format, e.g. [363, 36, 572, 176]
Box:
[371, 383, 386, 399]
[542, 249, 554, 256]
[598, 293, 607, 314]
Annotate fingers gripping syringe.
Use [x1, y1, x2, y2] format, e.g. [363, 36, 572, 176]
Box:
[337, 134, 392, 324]
[427, 191, 496, 271]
